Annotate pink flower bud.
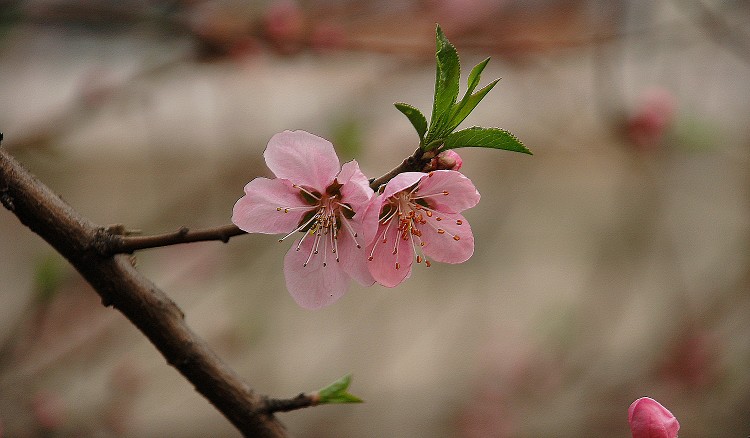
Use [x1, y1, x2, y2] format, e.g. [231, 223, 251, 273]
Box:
[436, 150, 463, 170]
[628, 397, 680, 438]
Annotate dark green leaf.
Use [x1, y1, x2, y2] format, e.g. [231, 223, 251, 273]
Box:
[317, 374, 364, 404]
[447, 78, 499, 133]
[394, 102, 428, 141]
[443, 127, 532, 154]
[466, 57, 491, 97]
[426, 25, 461, 144]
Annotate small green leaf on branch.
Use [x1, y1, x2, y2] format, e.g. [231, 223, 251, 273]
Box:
[443, 127, 531, 155]
[394, 24, 528, 156]
[426, 25, 461, 144]
[446, 78, 500, 135]
[394, 102, 428, 143]
[316, 374, 363, 404]
[466, 57, 491, 96]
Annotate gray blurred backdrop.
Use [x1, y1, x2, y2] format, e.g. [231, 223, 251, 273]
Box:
[1, 0, 749, 436]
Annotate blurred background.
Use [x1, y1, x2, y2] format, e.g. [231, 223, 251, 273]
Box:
[1, 0, 750, 436]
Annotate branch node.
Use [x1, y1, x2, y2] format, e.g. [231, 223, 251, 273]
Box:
[100, 294, 114, 308]
[93, 226, 123, 256]
[220, 230, 231, 243]
[0, 188, 14, 211]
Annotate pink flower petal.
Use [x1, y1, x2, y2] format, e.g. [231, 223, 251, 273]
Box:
[264, 130, 341, 191]
[360, 195, 384, 246]
[628, 397, 680, 438]
[336, 218, 374, 286]
[415, 170, 480, 213]
[232, 177, 311, 234]
[338, 160, 373, 211]
[420, 212, 474, 263]
[284, 236, 350, 309]
[380, 172, 424, 199]
[366, 220, 415, 287]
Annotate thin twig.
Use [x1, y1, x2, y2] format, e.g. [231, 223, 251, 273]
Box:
[111, 224, 246, 254]
[264, 393, 319, 414]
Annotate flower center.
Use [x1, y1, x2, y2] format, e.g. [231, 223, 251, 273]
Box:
[368, 179, 460, 270]
[277, 183, 360, 268]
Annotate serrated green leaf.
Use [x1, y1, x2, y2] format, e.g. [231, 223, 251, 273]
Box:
[447, 78, 499, 134]
[466, 57, 491, 97]
[426, 25, 461, 144]
[317, 374, 364, 404]
[394, 102, 428, 142]
[443, 127, 531, 154]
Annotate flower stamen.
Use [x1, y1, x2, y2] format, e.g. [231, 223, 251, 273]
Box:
[281, 210, 320, 243]
[293, 184, 321, 201]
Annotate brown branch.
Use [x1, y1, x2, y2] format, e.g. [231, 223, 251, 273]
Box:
[264, 393, 319, 414]
[369, 147, 429, 191]
[0, 147, 288, 437]
[109, 224, 247, 254]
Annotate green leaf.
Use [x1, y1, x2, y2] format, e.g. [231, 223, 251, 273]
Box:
[394, 102, 428, 142]
[443, 127, 532, 154]
[317, 374, 363, 404]
[426, 25, 461, 144]
[466, 57, 491, 97]
[447, 78, 499, 134]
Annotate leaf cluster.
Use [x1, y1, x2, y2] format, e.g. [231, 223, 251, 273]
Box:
[395, 25, 531, 155]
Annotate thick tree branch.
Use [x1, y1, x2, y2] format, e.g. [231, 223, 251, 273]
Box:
[0, 147, 288, 437]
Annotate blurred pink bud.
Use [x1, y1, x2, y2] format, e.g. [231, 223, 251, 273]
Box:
[628, 397, 680, 438]
[659, 328, 718, 388]
[437, 150, 463, 170]
[310, 23, 346, 51]
[626, 88, 677, 151]
[433, 0, 500, 32]
[264, 0, 306, 54]
[32, 390, 67, 430]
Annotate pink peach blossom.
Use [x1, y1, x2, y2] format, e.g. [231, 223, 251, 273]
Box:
[364, 170, 479, 287]
[232, 130, 374, 308]
[628, 397, 680, 438]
